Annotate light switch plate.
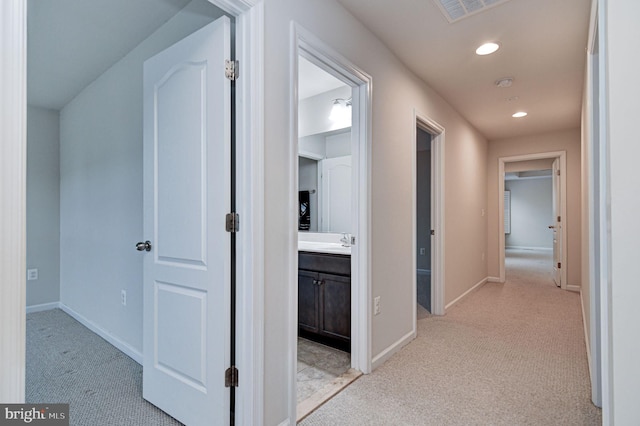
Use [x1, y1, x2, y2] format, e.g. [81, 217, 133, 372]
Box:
[27, 268, 38, 281]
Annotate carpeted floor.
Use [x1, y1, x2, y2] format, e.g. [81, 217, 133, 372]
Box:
[26, 309, 182, 426]
[301, 249, 602, 425]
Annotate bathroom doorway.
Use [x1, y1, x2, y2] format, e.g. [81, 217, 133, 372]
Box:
[416, 128, 432, 318]
[413, 114, 445, 320]
[290, 26, 372, 422]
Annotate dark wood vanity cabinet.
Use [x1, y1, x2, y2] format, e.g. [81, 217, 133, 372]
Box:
[298, 251, 350, 351]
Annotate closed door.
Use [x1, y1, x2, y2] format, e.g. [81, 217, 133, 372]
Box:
[320, 155, 352, 233]
[142, 16, 231, 426]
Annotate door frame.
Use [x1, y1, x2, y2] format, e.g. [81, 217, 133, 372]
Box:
[497, 151, 568, 289]
[412, 112, 446, 317]
[289, 22, 373, 418]
[0, 1, 265, 423]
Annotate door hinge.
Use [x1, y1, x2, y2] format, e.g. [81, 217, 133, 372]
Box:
[351, 236, 356, 245]
[226, 212, 240, 233]
[430, 229, 435, 236]
[225, 366, 239, 387]
[558, 262, 562, 269]
[557, 216, 561, 222]
[225, 59, 239, 80]
[557, 169, 560, 176]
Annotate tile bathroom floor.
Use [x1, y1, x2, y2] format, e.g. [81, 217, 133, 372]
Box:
[296, 337, 351, 403]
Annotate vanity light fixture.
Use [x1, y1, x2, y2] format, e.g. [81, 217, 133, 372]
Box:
[512, 111, 528, 118]
[476, 42, 500, 55]
[329, 97, 352, 122]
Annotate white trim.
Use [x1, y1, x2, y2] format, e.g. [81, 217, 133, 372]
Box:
[298, 150, 324, 161]
[219, 0, 265, 424]
[371, 329, 416, 370]
[413, 111, 446, 317]
[0, 0, 27, 403]
[506, 246, 553, 251]
[581, 289, 593, 387]
[290, 23, 373, 422]
[445, 277, 488, 312]
[277, 420, 291, 426]
[26, 302, 60, 314]
[487, 277, 502, 283]
[498, 151, 567, 288]
[58, 303, 143, 364]
[566, 285, 581, 293]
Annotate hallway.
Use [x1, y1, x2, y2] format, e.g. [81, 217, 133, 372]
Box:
[301, 249, 601, 425]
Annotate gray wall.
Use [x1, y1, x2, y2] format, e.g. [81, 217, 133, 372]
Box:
[59, 0, 226, 354]
[505, 178, 553, 249]
[27, 105, 60, 306]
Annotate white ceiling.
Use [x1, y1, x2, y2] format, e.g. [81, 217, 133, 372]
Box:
[27, 0, 191, 110]
[336, 0, 591, 140]
[298, 57, 347, 100]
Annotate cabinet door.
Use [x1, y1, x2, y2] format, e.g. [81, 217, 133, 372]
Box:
[319, 273, 351, 341]
[298, 270, 319, 333]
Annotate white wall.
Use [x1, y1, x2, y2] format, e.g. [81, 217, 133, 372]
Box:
[505, 178, 553, 250]
[26, 105, 60, 306]
[605, 0, 640, 422]
[263, 1, 488, 423]
[298, 85, 351, 137]
[59, 0, 226, 354]
[487, 129, 581, 286]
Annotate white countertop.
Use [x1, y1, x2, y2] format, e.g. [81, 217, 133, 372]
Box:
[298, 241, 351, 255]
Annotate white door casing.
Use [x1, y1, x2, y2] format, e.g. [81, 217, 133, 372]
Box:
[142, 17, 230, 426]
[320, 155, 352, 233]
[551, 158, 562, 286]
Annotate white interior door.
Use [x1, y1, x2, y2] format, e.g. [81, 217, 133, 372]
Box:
[142, 16, 231, 426]
[551, 158, 562, 286]
[320, 156, 352, 233]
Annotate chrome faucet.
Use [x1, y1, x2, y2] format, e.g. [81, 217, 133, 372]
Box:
[340, 232, 350, 247]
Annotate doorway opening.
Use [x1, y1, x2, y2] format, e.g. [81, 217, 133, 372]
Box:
[19, 0, 265, 424]
[290, 25, 372, 422]
[415, 128, 432, 318]
[503, 164, 556, 284]
[498, 151, 570, 291]
[413, 114, 445, 320]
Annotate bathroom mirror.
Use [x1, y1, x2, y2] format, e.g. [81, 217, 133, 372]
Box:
[298, 56, 353, 233]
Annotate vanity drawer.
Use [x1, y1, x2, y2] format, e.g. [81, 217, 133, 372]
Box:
[299, 251, 350, 276]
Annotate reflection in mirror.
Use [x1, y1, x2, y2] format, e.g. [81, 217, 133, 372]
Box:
[298, 56, 352, 234]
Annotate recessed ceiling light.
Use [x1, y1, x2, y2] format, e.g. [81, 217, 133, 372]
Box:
[512, 112, 528, 118]
[476, 42, 500, 56]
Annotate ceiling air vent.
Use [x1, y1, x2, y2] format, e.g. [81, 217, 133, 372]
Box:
[433, 0, 512, 23]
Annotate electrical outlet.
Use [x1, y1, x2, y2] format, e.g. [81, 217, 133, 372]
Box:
[121, 290, 127, 306]
[27, 268, 38, 281]
[419, 248, 425, 255]
[374, 296, 381, 315]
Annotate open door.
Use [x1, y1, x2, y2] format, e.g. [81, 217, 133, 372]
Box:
[551, 158, 562, 287]
[141, 16, 232, 425]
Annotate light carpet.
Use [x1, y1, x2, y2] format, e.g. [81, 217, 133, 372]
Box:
[26, 309, 182, 426]
[301, 249, 601, 425]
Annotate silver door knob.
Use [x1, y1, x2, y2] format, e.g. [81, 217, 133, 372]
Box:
[548, 225, 555, 229]
[136, 241, 152, 252]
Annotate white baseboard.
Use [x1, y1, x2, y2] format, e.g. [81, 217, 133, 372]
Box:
[277, 420, 291, 426]
[505, 246, 553, 251]
[26, 301, 60, 314]
[580, 289, 592, 385]
[566, 284, 581, 292]
[58, 303, 143, 365]
[487, 276, 502, 283]
[371, 329, 416, 370]
[445, 277, 488, 312]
